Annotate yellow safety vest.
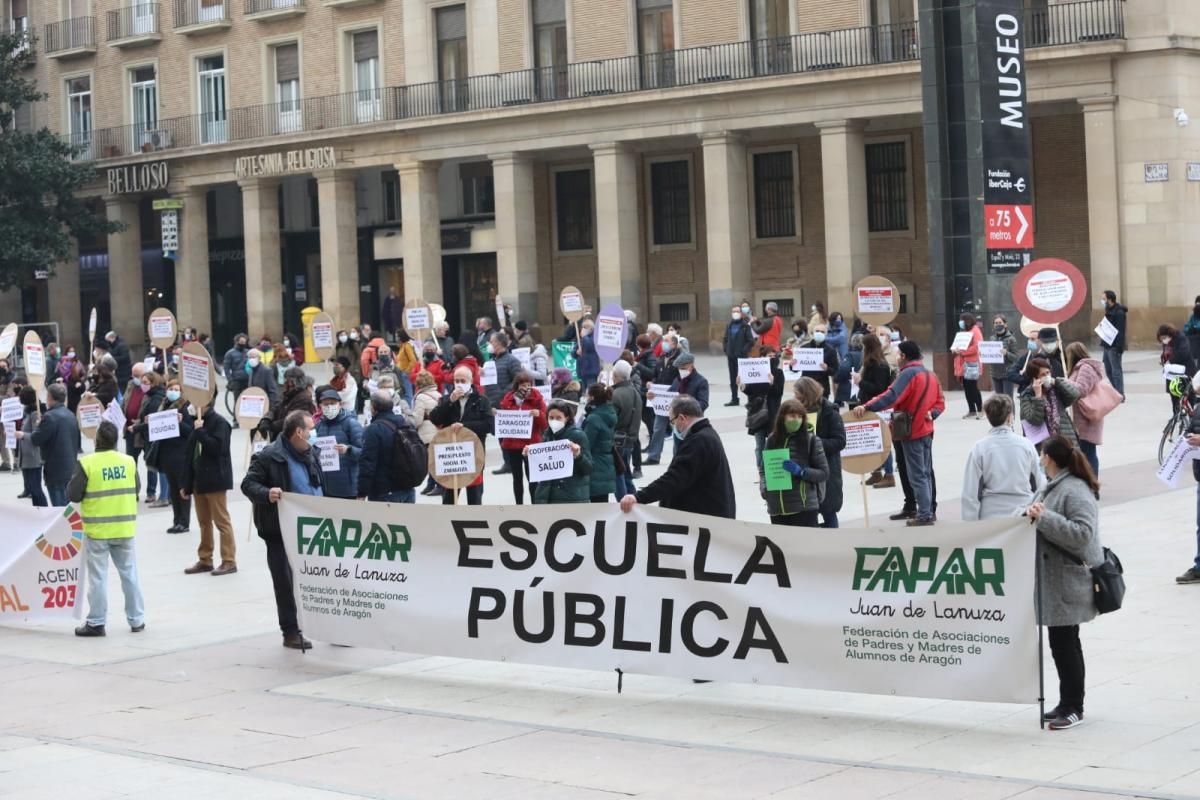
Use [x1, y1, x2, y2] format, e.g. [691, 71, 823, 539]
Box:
[79, 449, 139, 539]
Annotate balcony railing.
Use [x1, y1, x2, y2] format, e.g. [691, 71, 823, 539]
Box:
[106, 4, 160, 41]
[245, 0, 305, 16]
[3, 19, 34, 57]
[173, 0, 229, 29]
[43, 17, 95, 53]
[77, 0, 1124, 161]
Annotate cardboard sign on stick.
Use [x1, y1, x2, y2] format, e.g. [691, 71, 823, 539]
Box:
[309, 311, 336, 360]
[559, 285, 585, 323]
[22, 330, 45, 394]
[180, 342, 214, 410]
[854, 276, 900, 328]
[147, 307, 178, 350]
[0, 323, 19, 360]
[76, 395, 103, 439]
[235, 387, 270, 430]
[427, 426, 484, 491]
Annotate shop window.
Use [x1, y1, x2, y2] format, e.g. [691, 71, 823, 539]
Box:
[865, 141, 908, 232]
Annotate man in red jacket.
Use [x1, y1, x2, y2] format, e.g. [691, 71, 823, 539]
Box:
[854, 340, 945, 526]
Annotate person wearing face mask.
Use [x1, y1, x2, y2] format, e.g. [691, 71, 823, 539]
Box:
[643, 333, 683, 465]
[739, 345, 785, 468]
[243, 348, 280, 409]
[313, 388, 363, 500]
[179, 392, 237, 576]
[281, 332, 304, 366]
[430, 366, 493, 505]
[793, 376, 845, 528]
[1098, 290, 1128, 397]
[825, 312, 849, 362]
[722, 305, 756, 407]
[619, 395, 735, 519]
[335, 329, 363, 383]
[1023, 435, 1103, 731]
[581, 383, 617, 503]
[223, 333, 251, 400]
[1034, 328, 1066, 379]
[1158, 323, 1193, 414]
[1019, 357, 1081, 452]
[855, 335, 897, 489]
[241, 410, 324, 651]
[265, 367, 316, 443]
[409, 370, 444, 497]
[272, 344, 296, 386]
[667, 352, 709, 412]
[58, 345, 86, 412]
[646, 323, 664, 358]
[989, 316, 1022, 400]
[329, 356, 358, 412]
[357, 391, 418, 503]
[751, 301, 784, 351]
[952, 313, 984, 420]
[961, 394, 1042, 521]
[573, 321, 601, 392]
[154, 380, 195, 533]
[530, 400, 592, 504]
[790, 322, 839, 399]
[760, 398, 829, 527]
[497, 371, 548, 504]
[360, 335, 389, 381]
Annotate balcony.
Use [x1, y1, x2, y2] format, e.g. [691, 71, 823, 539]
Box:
[3, 20, 35, 60]
[245, 0, 305, 20]
[44, 17, 96, 58]
[322, 0, 379, 8]
[79, 0, 1125, 161]
[107, 4, 161, 46]
[173, 0, 230, 34]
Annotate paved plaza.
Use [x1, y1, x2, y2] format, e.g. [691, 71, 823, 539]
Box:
[1, 350, 1198, 800]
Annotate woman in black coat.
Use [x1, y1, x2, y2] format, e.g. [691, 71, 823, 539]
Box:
[740, 345, 785, 468]
[794, 376, 846, 528]
[854, 334, 896, 488]
[137, 378, 194, 533]
[1160, 324, 1194, 413]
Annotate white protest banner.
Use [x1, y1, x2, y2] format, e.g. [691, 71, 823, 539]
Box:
[23, 342, 44, 377]
[278, 496, 1038, 703]
[843, 419, 885, 459]
[433, 442, 475, 476]
[311, 320, 335, 352]
[790, 348, 826, 372]
[404, 306, 431, 332]
[102, 399, 126, 432]
[315, 436, 339, 472]
[253, 440, 269, 455]
[180, 351, 210, 392]
[978, 341, 1006, 365]
[1, 397, 22, 424]
[526, 440, 574, 482]
[856, 286, 895, 315]
[560, 288, 584, 315]
[652, 383, 681, 417]
[77, 402, 103, 431]
[4, 423, 14, 451]
[512, 347, 531, 371]
[1156, 436, 1199, 489]
[237, 393, 267, 421]
[1095, 318, 1118, 346]
[142, 355, 156, 370]
[950, 331, 974, 352]
[148, 313, 175, 342]
[480, 361, 497, 386]
[0, 504, 87, 621]
[737, 357, 771, 385]
[147, 409, 180, 442]
[494, 410, 534, 440]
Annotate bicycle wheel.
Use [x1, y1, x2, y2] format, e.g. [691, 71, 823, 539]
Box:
[224, 386, 236, 416]
[1159, 412, 1184, 465]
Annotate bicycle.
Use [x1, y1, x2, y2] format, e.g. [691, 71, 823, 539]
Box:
[1158, 384, 1195, 465]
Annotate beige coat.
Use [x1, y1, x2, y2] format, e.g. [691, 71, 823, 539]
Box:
[407, 385, 441, 444]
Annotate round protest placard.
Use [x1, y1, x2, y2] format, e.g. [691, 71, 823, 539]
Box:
[592, 302, 628, 363]
[840, 410, 893, 475]
[0, 323, 18, 360]
[87, 306, 97, 348]
[179, 341, 214, 410]
[428, 426, 484, 491]
[309, 311, 336, 360]
[147, 307, 178, 350]
[1018, 315, 1050, 340]
[76, 393, 103, 440]
[430, 303, 447, 328]
[853, 276, 900, 328]
[1012, 258, 1087, 326]
[22, 330, 45, 394]
[404, 298, 433, 341]
[235, 386, 270, 430]
[559, 285, 585, 323]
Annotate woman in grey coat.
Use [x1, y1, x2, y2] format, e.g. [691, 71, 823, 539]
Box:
[1025, 435, 1103, 731]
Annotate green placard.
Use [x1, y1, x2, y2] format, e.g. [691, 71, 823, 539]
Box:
[552, 340, 578, 379]
[762, 448, 792, 492]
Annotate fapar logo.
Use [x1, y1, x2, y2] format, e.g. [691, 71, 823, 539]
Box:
[852, 547, 1004, 596]
[297, 516, 412, 561]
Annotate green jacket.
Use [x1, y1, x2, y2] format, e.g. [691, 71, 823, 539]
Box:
[532, 426, 593, 504]
[582, 402, 617, 497]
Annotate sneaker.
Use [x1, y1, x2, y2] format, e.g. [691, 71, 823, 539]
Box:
[149, 499, 170, 508]
[166, 525, 188, 534]
[16, 491, 29, 499]
[283, 633, 312, 651]
[74, 623, 106, 637]
[962, 412, 976, 420]
[211, 563, 238, 576]
[1176, 568, 1200, 584]
[130, 623, 145, 633]
[0, 464, 11, 472]
[1048, 711, 1084, 730]
[1042, 705, 1063, 722]
[184, 562, 213, 574]
[724, 399, 740, 407]
[631, 470, 643, 480]
[889, 509, 916, 521]
[873, 475, 896, 489]
[906, 517, 935, 527]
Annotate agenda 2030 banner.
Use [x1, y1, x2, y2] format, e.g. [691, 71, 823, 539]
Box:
[0, 504, 87, 621]
[278, 495, 1039, 703]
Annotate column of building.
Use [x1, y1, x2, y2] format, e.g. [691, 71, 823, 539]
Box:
[590, 143, 643, 317]
[239, 178, 284, 337]
[701, 132, 752, 332]
[491, 153, 540, 322]
[105, 197, 145, 344]
[817, 120, 871, 315]
[1080, 96, 1124, 307]
[397, 160, 444, 307]
[315, 170, 361, 330]
[46, 241, 82, 347]
[174, 185, 213, 334]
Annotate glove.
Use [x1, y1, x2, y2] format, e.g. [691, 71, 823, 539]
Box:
[782, 460, 805, 478]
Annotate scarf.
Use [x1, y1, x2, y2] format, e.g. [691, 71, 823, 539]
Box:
[330, 371, 347, 391]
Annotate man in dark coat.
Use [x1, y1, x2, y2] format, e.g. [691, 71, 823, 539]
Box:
[1100, 290, 1127, 398]
[241, 410, 324, 651]
[429, 365, 492, 505]
[181, 395, 237, 576]
[722, 305, 755, 406]
[668, 352, 710, 412]
[358, 392, 417, 503]
[30, 383, 80, 507]
[102, 331, 133, 387]
[246, 348, 280, 408]
[620, 395, 735, 519]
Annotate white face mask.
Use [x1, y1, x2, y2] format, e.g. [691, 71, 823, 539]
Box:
[322, 405, 340, 418]
[583, 327, 594, 336]
[678, 368, 692, 379]
[283, 339, 290, 347]
[548, 419, 565, 434]
[1161, 338, 1171, 346]
[454, 382, 471, 394]
[731, 312, 742, 321]
[248, 358, 261, 368]
[338, 335, 348, 344]
[1041, 376, 1054, 388]
[1043, 342, 1059, 355]
[741, 305, 751, 315]
[350, 332, 359, 340]
[813, 332, 827, 344]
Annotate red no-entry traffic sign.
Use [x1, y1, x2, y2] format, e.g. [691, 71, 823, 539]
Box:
[985, 204, 1034, 249]
[1012, 258, 1087, 325]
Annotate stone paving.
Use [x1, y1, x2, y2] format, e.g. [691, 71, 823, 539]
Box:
[1, 349, 1198, 800]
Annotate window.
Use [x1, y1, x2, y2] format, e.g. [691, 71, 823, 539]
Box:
[762, 298, 794, 317]
[351, 30, 380, 122]
[459, 161, 494, 216]
[9, 0, 28, 50]
[197, 54, 226, 144]
[638, 0, 674, 88]
[752, 151, 796, 239]
[533, 0, 567, 100]
[66, 76, 91, 159]
[865, 141, 908, 232]
[650, 159, 691, 246]
[658, 302, 689, 322]
[381, 169, 400, 223]
[554, 168, 593, 251]
[274, 42, 300, 132]
[130, 66, 157, 149]
[436, 5, 468, 112]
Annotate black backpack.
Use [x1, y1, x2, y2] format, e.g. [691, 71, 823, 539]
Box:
[380, 420, 429, 488]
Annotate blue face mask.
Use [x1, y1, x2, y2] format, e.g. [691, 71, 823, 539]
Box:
[307, 429, 318, 446]
[166, 390, 181, 402]
[958, 320, 966, 330]
[1027, 340, 1038, 352]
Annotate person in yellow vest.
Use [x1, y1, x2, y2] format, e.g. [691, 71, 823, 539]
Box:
[69, 420, 145, 637]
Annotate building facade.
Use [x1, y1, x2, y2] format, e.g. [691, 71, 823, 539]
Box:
[1, 0, 1194, 352]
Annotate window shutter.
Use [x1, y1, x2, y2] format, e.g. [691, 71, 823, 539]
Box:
[637, 0, 672, 9]
[353, 29, 378, 61]
[11, 0, 27, 18]
[275, 43, 299, 81]
[532, 0, 564, 25]
[436, 5, 466, 40]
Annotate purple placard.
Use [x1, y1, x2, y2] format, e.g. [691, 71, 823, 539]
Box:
[592, 302, 628, 364]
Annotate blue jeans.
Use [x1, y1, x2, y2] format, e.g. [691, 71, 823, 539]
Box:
[156, 471, 170, 502]
[371, 489, 416, 504]
[618, 447, 636, 497]
[85, 536, 145, 628]
[900, 435, 935, 521]
[1078, 440, 1099, 476]
[22, 467, 47, 507]
[1102, 348, 1124, 397]
[47, 483, 68, 507]
[646, 414, 671, 461]
[398, 373, 414, 407]
[882, 452, 894, 476]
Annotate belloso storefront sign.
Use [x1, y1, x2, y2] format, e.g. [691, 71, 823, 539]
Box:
[106, 161, 170, 195]
[234, 147, 338, 179]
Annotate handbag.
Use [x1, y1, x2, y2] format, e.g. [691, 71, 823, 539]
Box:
[744, 396, 769, 434]
[1075, 376, 1123, 420]
[143, 441, 161, 470]
[1045, 540, 1126, 615]
[964, 361, 981, 381]
[891, 373, 934, 443]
